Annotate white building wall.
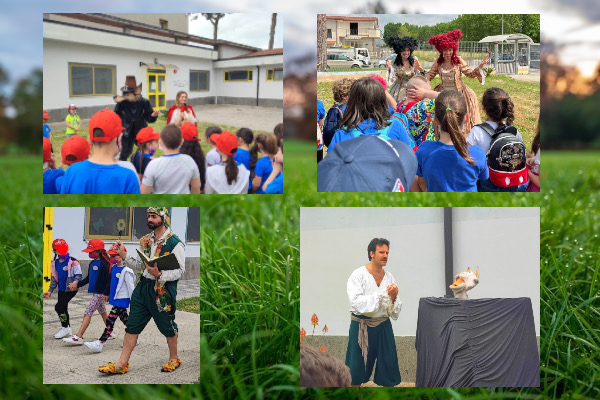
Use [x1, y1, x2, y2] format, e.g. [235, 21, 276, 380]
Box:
[43, 38, 216, 111]
[213, 67, 259, 99]
[259, 65, 283, 100]
[300, 208, 540, 337]
[219, 45, 254, 59]
[52, 207, 199, 261]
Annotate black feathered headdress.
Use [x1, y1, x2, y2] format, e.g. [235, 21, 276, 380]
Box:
[387, 36, 419, 67]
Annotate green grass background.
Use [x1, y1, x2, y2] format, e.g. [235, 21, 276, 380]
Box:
[3, 141, 600, 398]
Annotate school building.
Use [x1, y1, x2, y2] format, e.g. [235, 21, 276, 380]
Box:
[43, 207, 200, 292]
[326, 15, 381, 55]
[43, 13, 283, 120]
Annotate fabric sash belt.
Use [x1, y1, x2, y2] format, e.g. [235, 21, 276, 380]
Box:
[351, 314, 389, 364]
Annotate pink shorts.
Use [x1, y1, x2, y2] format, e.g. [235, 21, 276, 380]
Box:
[84, 293, 107, 316]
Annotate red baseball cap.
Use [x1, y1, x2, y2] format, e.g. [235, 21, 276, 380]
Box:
[107, 242, 126, 255]
[89, 110, 124, 142]
[52, 239, 69, 256]
[181, 122, 200, 142]
[43, 137, 52, 163]
[61, 135, 90, 165]
[213, 131, 238, 157]
[43, 110, 51, 119]
[82, 239, 106, 253]
[136, 126, 160, 144]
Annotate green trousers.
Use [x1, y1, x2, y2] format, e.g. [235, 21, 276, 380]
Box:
[345, 313, 401, 386]
[126, 277, 178, 337]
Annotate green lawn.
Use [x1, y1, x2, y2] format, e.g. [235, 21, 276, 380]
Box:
[50, 116, 271, 170]
[177, 296, 200, 314]
[4, 146, 600, 398]
[318, 74, 539, 149]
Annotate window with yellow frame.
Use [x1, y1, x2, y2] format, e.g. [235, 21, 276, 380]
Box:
[85, 207, 173, 241]
[266, 68, 283, 81]
[69, 63, 115, 97]
[224, 70, 253, 82]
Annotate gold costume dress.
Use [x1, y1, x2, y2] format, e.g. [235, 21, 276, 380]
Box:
[426, 57, 483, 132]
[388, 60, 419, 103]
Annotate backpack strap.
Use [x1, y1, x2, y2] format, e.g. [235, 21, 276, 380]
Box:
[349, 124, 391, 140]
[333, 106, 344, 118]
[477, 122, 497, 138]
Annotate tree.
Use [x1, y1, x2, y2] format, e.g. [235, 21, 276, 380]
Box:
[201, 13, 226, 42]
[12, 68, 42, 151]
[317, 14, 327, 72]
[269, 13, 277, 50]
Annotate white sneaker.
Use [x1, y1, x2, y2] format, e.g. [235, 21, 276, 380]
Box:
[54, 326, 72, 339]
[120, 339, 140, 347]
[84, 340, 104, 353]
[63, 335, 84, 345]
[108, 331, 117, 340]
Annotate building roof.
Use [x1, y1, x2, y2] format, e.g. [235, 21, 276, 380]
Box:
[233, 48, 283, 59]
[47, 13, 261, 52]
[326, 16, 379, 22]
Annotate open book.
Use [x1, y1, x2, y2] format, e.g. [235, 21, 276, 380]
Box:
[136, 249, 180, 271]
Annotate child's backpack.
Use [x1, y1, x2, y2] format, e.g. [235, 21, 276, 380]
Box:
[348, 123, 392, 141]
[323, 105, 345, 148]
[478, 123, 528, 187]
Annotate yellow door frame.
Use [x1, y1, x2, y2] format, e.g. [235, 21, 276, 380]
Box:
[43, 207, 54, 292]
[146, 69, 167, 110]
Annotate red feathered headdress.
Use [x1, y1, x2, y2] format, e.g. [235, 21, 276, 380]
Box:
[429, 29, 463, 65]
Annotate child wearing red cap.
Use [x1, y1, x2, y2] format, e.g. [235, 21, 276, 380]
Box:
[59, 109, 141, 194]
[65, 104, 81, 139]
[43, 239, 82, 339]
[43, 110, 52, 140]
[141, 125, 201, 194]
[180, 122, 206, 192]
[84, 242, 136, 353]
[130, 126, 160, 180]
[43, 137, 65, 194]
[62, 239, 112, 346]
[205, 131, 250, 194]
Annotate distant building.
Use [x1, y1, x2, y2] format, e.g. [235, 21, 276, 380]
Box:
[43, 13, 283, 120]
[326, 16, 380, 55]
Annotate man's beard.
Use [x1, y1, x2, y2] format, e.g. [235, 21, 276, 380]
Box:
[148, 220, 164, 230]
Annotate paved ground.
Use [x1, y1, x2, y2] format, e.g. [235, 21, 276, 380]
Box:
[43, 279, 199, 384]
[47, 104, 282, 134]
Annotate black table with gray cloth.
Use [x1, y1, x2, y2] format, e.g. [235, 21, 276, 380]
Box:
[415, 297, 539, 387]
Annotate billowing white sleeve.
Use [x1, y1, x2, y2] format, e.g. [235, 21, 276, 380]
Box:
[386, 273, 402, 320]
[347, 272, 384, 316]
[158, 242, 186, 283]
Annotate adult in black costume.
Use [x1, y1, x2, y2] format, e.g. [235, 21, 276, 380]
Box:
[113, 76, 160, 161]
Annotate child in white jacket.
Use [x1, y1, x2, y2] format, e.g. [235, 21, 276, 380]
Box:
[84, 243, 136, 353]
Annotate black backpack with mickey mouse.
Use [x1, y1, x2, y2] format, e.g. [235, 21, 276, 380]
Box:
[478, 123, 528, 187]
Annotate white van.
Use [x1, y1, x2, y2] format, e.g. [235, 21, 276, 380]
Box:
[327, 47, 371, 66]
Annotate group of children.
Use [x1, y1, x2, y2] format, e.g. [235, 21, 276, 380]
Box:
[43, 107, 283, 194]
[317, 75, 540, 192]
[43, 238, 135, 354]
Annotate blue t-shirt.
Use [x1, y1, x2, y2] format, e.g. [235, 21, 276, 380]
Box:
[234, 148, 252, 192]
[416, 141, 488, 192]
[317, 100, 326, 121]
[254, 156, 273, 194]
[55, 258, 70, 292]
[59, 160, 140, 194]
[43, 169, 64, 194]
[109, 265, 130, 309]
[43, 124, 52, 139]
[87, 260, 102, 294]
[130, 152, 152, 176]
[265, 172, 283, 194]
[328, 118, 412, 152]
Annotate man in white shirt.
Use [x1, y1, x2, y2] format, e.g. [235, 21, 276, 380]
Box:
[345, 238, 402, 387]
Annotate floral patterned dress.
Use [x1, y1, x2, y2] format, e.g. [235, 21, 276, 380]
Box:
[426, 57, 484, 132]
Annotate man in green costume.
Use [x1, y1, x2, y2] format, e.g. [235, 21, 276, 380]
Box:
[99, 207, 186, 374]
